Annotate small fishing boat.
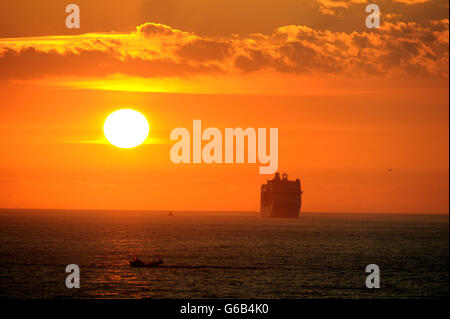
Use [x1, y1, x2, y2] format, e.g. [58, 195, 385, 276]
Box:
[129, 255, 163, 268]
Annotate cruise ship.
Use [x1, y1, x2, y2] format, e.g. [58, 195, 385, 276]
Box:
[260, 172, 302, 218]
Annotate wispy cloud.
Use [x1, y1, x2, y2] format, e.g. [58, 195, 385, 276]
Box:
[0, 20, 448, 81]
[315, 0, 433, 16]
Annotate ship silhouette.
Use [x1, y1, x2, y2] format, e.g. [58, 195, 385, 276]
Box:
[260, 172, 302, 218]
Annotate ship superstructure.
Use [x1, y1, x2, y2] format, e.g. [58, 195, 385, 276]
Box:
[260, 172, 302, 218]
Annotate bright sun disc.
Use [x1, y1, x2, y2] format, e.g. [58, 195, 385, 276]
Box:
[103, 109, 149, 148]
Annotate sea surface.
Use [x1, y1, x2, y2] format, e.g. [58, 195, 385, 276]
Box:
[0, 210, 448, 299]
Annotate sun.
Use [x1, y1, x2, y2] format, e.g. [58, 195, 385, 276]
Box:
[103, 109, 149, 148]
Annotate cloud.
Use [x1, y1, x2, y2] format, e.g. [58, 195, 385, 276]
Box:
[0, 20, 448, 80]
[235, 50, 272, 72]
[176, 39, 232, 62]
[315, 0, 367, 15]
[393, 0, 431, 3]
[137, 22, 190, 38]
[0, 47, 223, 80]
[315, 0, 433, 16]
[243, 19, 449, 77]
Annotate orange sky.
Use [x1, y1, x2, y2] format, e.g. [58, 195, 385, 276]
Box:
[0, 1, 448, 213]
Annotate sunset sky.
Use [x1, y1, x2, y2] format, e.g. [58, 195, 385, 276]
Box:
[0, 0, 448, 213]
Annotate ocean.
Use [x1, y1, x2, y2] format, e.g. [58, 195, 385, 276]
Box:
[0, 210, 448, 299]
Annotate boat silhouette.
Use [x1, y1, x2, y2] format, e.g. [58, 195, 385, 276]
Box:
[128, 255, 163, 268]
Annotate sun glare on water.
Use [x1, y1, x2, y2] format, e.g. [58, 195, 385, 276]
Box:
[103, 109, 149, 148]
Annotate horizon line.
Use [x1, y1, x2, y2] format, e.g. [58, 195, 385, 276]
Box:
[0, 208, 448, 216]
